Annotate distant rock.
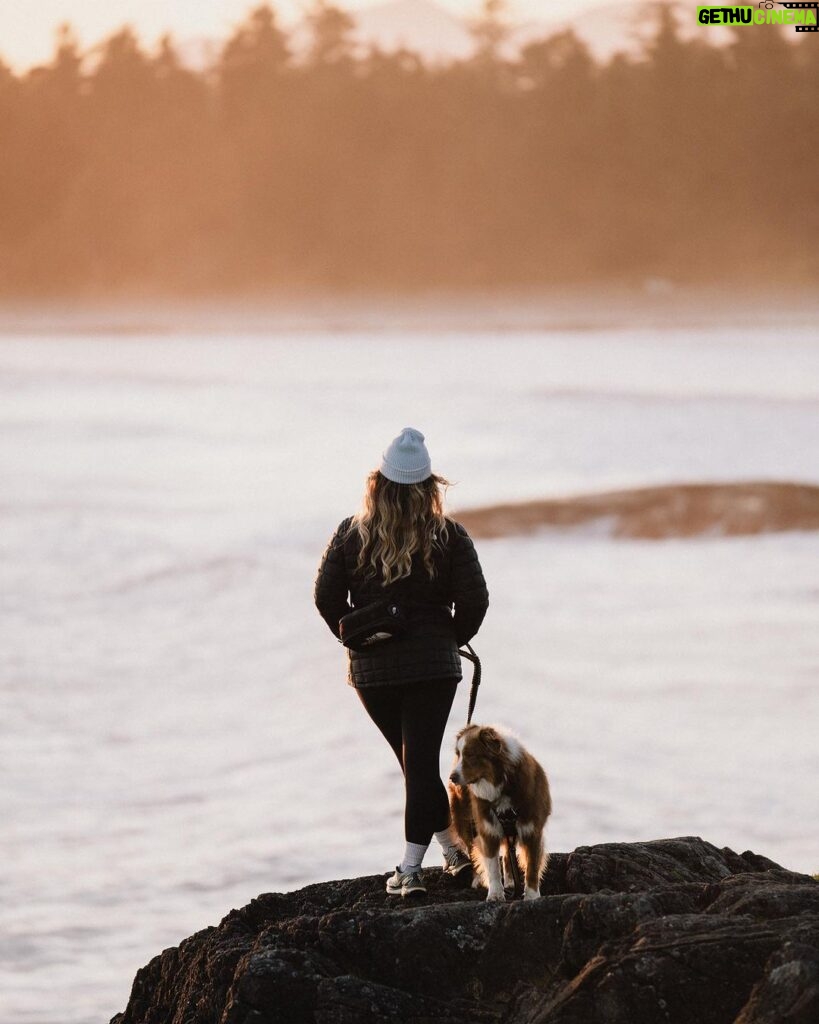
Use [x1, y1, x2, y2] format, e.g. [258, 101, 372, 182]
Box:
[110, 837, 819, 1024]
[456, 481, 819, 540]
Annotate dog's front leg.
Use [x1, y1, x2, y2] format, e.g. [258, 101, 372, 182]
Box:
[485, 855, 505, 901]
[501, 846, 513, 890]
[478, 833, 505, 902]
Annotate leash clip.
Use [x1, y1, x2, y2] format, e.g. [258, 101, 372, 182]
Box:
[494, 805, 518, 838]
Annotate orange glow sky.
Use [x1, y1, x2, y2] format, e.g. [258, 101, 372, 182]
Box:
[1, 0, 610, 71]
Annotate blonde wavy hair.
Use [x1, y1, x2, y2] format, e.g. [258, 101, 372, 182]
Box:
[345, 470, 451, 584]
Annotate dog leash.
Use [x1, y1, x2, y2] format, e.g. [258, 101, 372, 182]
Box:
[453, 644, 525, 898]
[497, 809, 523, 898]
[458, 642, 481, 725]
[457, 643, 524, 896]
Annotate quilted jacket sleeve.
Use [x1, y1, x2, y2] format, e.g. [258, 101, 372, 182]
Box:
[314, 518, 352, 639]
[449, 521, 489, 646]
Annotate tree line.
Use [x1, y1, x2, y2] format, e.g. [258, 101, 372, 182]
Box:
[0, 1, 816, 296]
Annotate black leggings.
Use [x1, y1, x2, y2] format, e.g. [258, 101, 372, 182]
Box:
[356, 679, 459, 845]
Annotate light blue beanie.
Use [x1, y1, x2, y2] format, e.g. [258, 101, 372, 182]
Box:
[380, 427, 432, 484]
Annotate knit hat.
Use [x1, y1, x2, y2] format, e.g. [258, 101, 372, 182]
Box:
[380, 427, 432, 484]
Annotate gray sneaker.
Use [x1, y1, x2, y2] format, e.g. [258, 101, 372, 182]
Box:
[386, 865, 427, 896]
[442, 847, 473, 877]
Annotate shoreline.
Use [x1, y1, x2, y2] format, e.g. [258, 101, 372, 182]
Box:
[2, 284, 819, 335]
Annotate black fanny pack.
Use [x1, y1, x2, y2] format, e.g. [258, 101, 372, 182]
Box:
[338, 596, 409, 652]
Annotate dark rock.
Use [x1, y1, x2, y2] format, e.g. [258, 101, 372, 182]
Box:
[110, 837, 819, 1024]
[734, 941, 819, 1024]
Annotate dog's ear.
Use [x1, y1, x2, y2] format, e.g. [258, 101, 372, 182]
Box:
[477, 727, 503, 755]
[455, 723, 478, 743]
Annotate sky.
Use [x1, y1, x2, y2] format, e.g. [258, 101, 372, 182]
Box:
[1, 0, 614, 71]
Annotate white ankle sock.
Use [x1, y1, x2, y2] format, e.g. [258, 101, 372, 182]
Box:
[399, 841, 429, 873]
[434, 826, 462, 856]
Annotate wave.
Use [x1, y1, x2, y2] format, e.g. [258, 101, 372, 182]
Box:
[456, 481, 819, 540]
[103, 554, 261, 594]
[528, 386, 819, 407]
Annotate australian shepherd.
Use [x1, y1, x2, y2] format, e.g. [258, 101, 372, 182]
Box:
[447, 723, 552, 901]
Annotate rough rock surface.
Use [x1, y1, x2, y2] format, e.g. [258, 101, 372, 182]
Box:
[455, 481, 819, 540]
[110, 837, 819, 1024]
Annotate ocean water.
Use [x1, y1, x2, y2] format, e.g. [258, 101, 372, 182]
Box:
[1, 322, 818, 1024]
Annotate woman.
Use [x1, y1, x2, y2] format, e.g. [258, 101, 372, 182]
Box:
[314, 427, 490, 897]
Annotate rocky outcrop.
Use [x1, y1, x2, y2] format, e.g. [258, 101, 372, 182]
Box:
[455, 481, 819, 540]
[111, 837, 819, 1024]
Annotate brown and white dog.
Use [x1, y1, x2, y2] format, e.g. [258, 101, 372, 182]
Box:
[447, 723, 552, 901]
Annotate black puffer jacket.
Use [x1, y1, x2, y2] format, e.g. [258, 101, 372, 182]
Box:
[314, 516, 489, 688]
